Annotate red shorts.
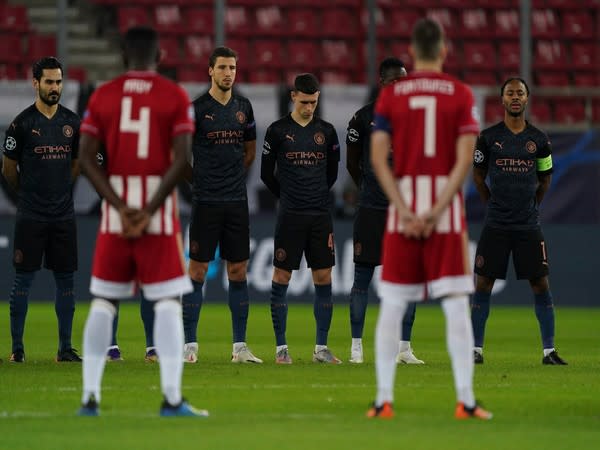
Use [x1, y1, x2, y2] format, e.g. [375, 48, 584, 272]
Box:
[90, 231, 191, 300]
[380, 229, 473, 301]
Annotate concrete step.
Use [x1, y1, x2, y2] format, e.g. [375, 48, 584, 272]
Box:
[34, 22, 93, 36]
[27, 7, 80, 22]
[68, 38, 111, 53]
[69, 52, 122, 68]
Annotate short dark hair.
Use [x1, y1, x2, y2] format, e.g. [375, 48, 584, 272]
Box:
[379, 57, 405, 80]
[209, 47, 238, 68]
[122, 26, 159, 67]
[411, 18, 444, 61]
[32, 57, 62, 81]
[500, 77, 530, 96]
[293, 73, 320, 94]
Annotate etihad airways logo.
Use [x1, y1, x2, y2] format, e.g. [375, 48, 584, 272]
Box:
[34, 144, 72, 160]
[495, 158, 534, 173]
[285, 151, 325, 166]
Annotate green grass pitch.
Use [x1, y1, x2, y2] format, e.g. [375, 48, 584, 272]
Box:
[1, 302, 599, 450]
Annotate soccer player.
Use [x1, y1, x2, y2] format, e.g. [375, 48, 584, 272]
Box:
[367, 18, 492, 420]
[471, 78, 567, 366]
[2, 57, 82, 363]
[182, 46, 262, 364]
[261, 73, 341, 365]
[346, 57, 423, 365]
[77, 26, 207, 417]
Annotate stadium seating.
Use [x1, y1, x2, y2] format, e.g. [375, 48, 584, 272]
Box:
[536, 72, 570, 87]
[0, 4, 29, 33]
[459, 9, 493, 38]
[493, 9, 520, 38]
[463, 42, 496, 69]
[0, 34, 24, 63]
[184, 8, 214, 34]
[552, 98, 587, 124]
[529, 101, 553, 124]
[0, 63, 19, 80]
[484, 97, 505, 124]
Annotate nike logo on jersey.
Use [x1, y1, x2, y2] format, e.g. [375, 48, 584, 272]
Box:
[285, 134, 295, 142]
[494, 141, 504, 150]
[204, 114, 215, 121]
[32, 129, 41, 136]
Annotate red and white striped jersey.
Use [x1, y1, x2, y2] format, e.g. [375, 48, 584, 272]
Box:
[81, 71, 194, 235]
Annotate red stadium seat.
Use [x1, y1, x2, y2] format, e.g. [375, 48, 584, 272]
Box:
[158, 37, 181, 68]
[571, 43, 599, 70]
[0, 33, 24, 62]
[28, 34, 56, 63]
[458, 9, 492, 38]
[321, 40, 354, 69]
[184, 35, 213, 64]
[117, 7, 150, 33]
[287, 41, 320, 69]
[484, 97, 505, 125]
[561, 11, 594, 39]
[493, 9, 519, 38]
[360, 6, 386, 33]
[498, 42, 520, 70]
[225, 39, 250, 66]
[255, 5, 284, 36]
[359, 41, 387, 66]
[321, 69, 353, 84]
[287, 8, 318, 37]
[592, 99, 600, 124]
[252, 40, 284, 68]
[442, 40, 461, 72]
[154, 5, 182, 34]
[573, 72, 598, 87]
[463, 42, 496, 69]
[177, 65, 205, 84]
[426, 8, 457, 38]
[67, 66, 87, 83]
[0, 4, 29, 32]
[225, 6, 252, 37]
[533, 40, 567, 69]
[385, 9, 420, 38]
[536, 72, 570, 87]
[531, 10, 560, 39]
[476, 0, 519, 7]
[552, 98, 586, 124]
[321, 8, 358, 38]
[529, 101, 552, 124]
[184, 8, 213, 34]
[389, 41, 412, 69]
[0, 63, 19, 79]
[463, 70, 497, 86]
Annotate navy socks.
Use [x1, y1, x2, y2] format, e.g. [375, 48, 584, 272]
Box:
[270, 282, 289, 346]
[471, 291, 491, 348]
[228, 280, 249, 343]
[314, 284, 333, 346]
[534, 291, 555, 349]
[9, 270, 35, 352]
[182, 280, 204, 343]
[349, 264, 374, 339]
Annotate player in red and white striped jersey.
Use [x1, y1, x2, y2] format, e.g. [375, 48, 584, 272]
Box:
[76, 26, 207, 417]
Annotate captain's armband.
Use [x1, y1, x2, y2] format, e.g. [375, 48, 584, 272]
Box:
[536, 155, 553, 172]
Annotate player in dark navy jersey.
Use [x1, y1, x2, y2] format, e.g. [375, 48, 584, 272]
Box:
[346, 57, 423, 365]
[261, 73, 341, 364]
[183, 46, 262, 364]
[2, 56, 81, 363]
[471, 77, 567, 366]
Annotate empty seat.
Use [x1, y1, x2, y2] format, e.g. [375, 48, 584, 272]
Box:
[573, 72, 598, 87]
[184, 35, 213, 64]
[225, 39, 250, 66]
[571, 43, 598, 70]
[159, 37, 181, 68]
[321, 69, 353, 84]
[458, 9, 492, 38]
[476, 0, 519, 7]
[247, 68, 282, 84]
[287, 8, 318, 37]
[321, 40, 354, 68]
[255, 5, 284, 36]
[498, 42, 520, 70]
[561, 11, 594, 39]
[28, 34, 56, 63]
[529, 101, 552, 124]
[463, 42, 496, 69]
[553, 98, 586, 124]
[252, 40, 284, 67]
[484, 97, 505, 124]
[533, 40, 567, 69]
[117, 7, 150, 33]
[360, 6, 386, 34]
[0, 63, 19, 79]
[388, 41, 412, 68]
[536, 72, 570, 87]
[0, 4, 29, 32]
[321, 8, 357, 38]
[494, 9, 519, 38]
[154, 5, 182, 34]
[0, 34, 24, 62]
[426, 8, 457, 38]
[463, 70, 497, 86]
[287, 41, 320, 69]
[225, 6, 252, 37]
[67, 66, 87, 83]
[531, 10, 560, 38]
[385, 9, 420, 38]
[177, 66, 205, 84]
[184, 8, 213, 34]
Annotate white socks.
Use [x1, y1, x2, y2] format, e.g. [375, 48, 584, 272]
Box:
[375, 298, 408, 406]
[154, 299, 184, 406]
[441, 295, 475, 408]
[82, 299, 116, 404]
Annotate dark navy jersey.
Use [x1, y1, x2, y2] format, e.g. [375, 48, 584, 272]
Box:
[2, 104, 80, 221]
[262, 114, 340, 213]
[191, 92, 256, 203]
[473, 121, 552, 230]
[346, 102, 389, 209]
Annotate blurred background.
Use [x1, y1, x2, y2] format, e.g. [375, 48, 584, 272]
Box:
[0, 0, 598, 303]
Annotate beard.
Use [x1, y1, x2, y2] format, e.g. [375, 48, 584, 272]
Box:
[40, 91, 60, 106]
[216, 81, 232, 92]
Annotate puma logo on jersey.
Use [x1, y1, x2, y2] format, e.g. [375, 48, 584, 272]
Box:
[204, 114, 215, 121]
[494, 141, 504, 150]
[285, 134, 295, 142]
[32, 129, 41, 136]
